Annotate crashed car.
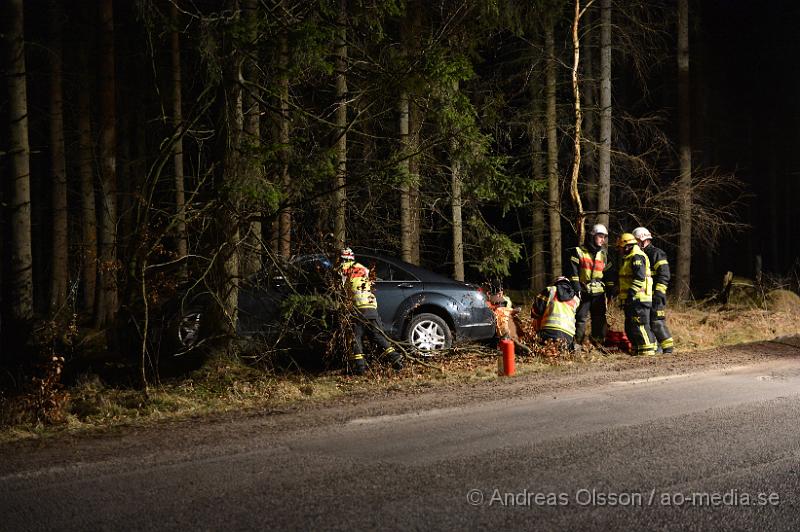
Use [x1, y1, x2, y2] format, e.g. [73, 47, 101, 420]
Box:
[170, 250, 496, 354]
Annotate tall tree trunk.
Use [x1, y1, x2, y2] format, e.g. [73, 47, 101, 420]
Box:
[278, 33, 292, 259]
[77, 19, 97, 314]
[171, 2, 188, 275]
[398, 89, 412, 263]
[450, 81, 464, 282]
[408, 100, 421, 265]
[5, 0, 34, 321]
[95, 0, 118, 328]
[218, 4, 244, 332]
[569, 0, 587, 245]
[545, 20, 562, 276]
[117, 101, 132, 265]
[270, 219, 280, 255]
[49, 0, 68, 313]
[399, 7, 420, 265]
[530, 129, 547, 290]
[241, 0, 262, 275]
[676, 0, 692, 300]
[530, 79, 547, 291]
[597, 0, 612, 228]
[451, 162, 464, 282]
[333, 0, 348, 248]
[581, 5, 597, 214]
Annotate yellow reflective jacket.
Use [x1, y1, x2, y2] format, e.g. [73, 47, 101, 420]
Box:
[568, 246, 614, 295]
[532, 285, 579, 336]
[618, 245, 653, 304]
[339, 260, 377, 310]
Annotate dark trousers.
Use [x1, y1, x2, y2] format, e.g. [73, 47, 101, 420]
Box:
[351, 309, 401, 366]
[575, 292, 608, 344]
[624, 301, 657, 356]
[353, 314, 391, 355]
[650, 298, 674, 353]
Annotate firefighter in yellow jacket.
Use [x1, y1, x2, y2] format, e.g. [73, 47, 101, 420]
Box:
[633, 227, 674, 354]
[338, 248, 404, 375]
[567, 223, 615, 346]
[616, 233, 657, 356]
[530, 276, 581, 350]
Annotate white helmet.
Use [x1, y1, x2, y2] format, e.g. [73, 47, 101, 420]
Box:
[632, 227, 652, 242]
[590, 224, 608, 236]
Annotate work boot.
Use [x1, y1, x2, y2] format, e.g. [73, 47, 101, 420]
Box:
[384, 347, 404, 370]
[350, 354, 367, 376]
[660, 339, 675, 355]
[391, 354, 404, 370]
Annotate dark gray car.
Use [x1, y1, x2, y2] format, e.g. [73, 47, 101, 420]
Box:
[173, 251, 496, 353]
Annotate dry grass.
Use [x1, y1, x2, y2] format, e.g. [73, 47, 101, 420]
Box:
[668, 305, 800, 351]
[2, 299, 799, 443]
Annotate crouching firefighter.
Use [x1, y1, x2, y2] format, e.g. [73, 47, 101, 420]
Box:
[530, 277, 581, 350]
[616, 233, 658, 356]
[633, 227, 674, 354]
[567, 223, 614, 346]
[338, 248, 404, 375]
[486, 285, 531, 355]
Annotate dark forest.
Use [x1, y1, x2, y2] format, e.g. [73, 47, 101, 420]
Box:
[1, 0, 797, 360]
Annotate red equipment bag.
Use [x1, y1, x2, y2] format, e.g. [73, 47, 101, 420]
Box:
[605, 330, 632, 353]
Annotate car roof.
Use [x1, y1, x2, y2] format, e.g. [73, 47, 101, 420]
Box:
[353, 248, 467, 286]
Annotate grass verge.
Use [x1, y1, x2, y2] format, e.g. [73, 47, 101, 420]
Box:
[2, 303, 799, 443]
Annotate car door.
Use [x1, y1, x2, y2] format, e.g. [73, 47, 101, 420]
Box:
[358, 255, 422, 338]
[237, 256, 332, 337]
[236, 267, 288, 336]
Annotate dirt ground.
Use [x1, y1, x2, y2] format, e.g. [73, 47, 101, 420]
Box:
[1, 302, 799, 446]
[3, 333, 800, 468]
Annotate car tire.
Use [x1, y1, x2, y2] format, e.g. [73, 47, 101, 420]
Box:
[407, 313, 452, 352]
[174, 306, 205, 353]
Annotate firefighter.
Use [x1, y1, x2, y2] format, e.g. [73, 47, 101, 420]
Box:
[616, 233, 657, 356]
[530, 276, 581, 350]
[632, 227, 674, 354]
[486, 284, 531, 355]
[486, 284, 514, 338]
[567, 223, 615, 347]
[338, 248, 404, 375]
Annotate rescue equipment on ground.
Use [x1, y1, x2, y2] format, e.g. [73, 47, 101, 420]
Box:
[498, 338, 516, 376]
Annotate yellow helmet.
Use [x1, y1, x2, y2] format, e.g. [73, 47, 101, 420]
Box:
[617, 233, 637, 248]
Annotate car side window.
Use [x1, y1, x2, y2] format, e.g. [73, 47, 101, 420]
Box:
[389, 263, 417, 281]
[362, 257, 390, 281]
[362, 256, 418, 282]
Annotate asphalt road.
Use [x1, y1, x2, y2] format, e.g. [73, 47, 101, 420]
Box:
[3, 354, 800, 531]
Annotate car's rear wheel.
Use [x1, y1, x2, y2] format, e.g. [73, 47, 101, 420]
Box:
[176, 307, 204, 351]
[407, 313, 452, 351]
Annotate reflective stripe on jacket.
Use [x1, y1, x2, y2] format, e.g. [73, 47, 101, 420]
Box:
[568, 246, 613, 294]
[642, 244, 670, 295]
[536, 286, 579, 336]
[339, 260, 378, 310]
[618, 245, 653, 303]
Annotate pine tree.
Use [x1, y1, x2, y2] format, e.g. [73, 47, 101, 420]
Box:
[95, 0, 119, 327]
[49, 0, 69, 313]
[6, 0, 34, 322]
